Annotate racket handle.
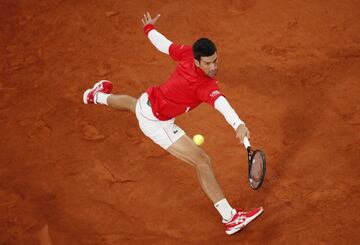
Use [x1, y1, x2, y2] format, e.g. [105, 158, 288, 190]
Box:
[243, 136, 251, 149]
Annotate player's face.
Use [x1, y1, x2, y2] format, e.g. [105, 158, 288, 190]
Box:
[195, 52, 218, 78]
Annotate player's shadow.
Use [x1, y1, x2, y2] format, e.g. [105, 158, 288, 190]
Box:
[269, 63, 333, 192]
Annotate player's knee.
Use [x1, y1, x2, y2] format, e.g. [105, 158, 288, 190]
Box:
[194, 152, 212, 170]
[203, 154, 212, 167]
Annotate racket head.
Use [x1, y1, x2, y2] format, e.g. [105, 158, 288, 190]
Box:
[247, 148, 266, 190]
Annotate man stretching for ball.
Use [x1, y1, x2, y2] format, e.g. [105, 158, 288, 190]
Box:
[83, 12, 263, 235]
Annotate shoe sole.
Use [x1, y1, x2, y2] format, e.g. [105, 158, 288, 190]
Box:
[83, 88, 92, 104]
[226, 207, 264, 235]
[83, 80, 108, 104]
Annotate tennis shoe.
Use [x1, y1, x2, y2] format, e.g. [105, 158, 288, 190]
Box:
[83, 80, 113, 104]
[223, 207, 263, 235]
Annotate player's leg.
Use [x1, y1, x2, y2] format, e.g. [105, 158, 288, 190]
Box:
[167, 134, 225, 204]
[107, 95, 137, 113]
[167, 134, 263, 235]
[83, 80, 137, 112]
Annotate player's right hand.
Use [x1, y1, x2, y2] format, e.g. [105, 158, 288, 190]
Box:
[141, 12, 161, 26]
[235, 124, 250, 145]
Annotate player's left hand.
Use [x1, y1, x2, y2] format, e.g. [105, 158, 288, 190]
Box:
[236, 124, 250, 145]
[141, 12, 161, 26]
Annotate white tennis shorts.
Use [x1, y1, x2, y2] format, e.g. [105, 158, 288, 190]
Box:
[135, 92, 185, 149]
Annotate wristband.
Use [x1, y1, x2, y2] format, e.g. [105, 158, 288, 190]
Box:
[143, 24, 155, 36]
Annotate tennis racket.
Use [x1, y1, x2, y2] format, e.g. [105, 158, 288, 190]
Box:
[243, 137, 266, 190]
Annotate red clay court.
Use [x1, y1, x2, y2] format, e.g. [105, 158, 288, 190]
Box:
[1, 0, 359, 244]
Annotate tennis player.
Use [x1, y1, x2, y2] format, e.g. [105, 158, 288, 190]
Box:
[83, 12, 263, 235]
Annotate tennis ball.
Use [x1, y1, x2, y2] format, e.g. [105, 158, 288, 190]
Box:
[193, 134, 204, 146]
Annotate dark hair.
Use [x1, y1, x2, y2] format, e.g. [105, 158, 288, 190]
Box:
[192, 38, 217, 61]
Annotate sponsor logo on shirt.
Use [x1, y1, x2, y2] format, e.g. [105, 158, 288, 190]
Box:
[210, 90, 221, 97]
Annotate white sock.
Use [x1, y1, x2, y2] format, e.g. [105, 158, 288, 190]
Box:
[96, 92, 110, 105]
[214, 198, 234, 221]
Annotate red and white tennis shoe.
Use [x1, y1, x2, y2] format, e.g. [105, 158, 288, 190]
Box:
[223, 207, 264, 235]
[83, 80, 113, 104]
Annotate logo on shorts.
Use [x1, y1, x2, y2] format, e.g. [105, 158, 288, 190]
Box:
[173, 126, 179, 134]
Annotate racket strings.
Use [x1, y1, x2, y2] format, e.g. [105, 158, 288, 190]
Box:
[249, 151, 265, 188]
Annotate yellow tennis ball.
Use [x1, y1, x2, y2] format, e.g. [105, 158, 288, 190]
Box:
[193, 134, 204, 145]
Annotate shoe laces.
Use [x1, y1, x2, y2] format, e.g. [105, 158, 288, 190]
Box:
[223, 208, 245, 224]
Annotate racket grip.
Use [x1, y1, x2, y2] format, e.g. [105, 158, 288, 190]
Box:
[243, 137, 251, 149]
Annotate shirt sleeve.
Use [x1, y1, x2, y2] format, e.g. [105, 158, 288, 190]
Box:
[148, 29, 173, 54]
[196, 80, 223, 106]
[214, 96, 244, 130]
[143, 24, 172, 55]
[169, 44, 192, 61]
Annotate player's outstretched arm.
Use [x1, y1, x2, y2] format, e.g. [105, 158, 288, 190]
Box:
[141, 12, 172, 55]
[214, 96, 250, 144]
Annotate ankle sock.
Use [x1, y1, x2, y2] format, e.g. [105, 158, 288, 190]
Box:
[96, 92, 110, 105]
[214, 198, 234, 221]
